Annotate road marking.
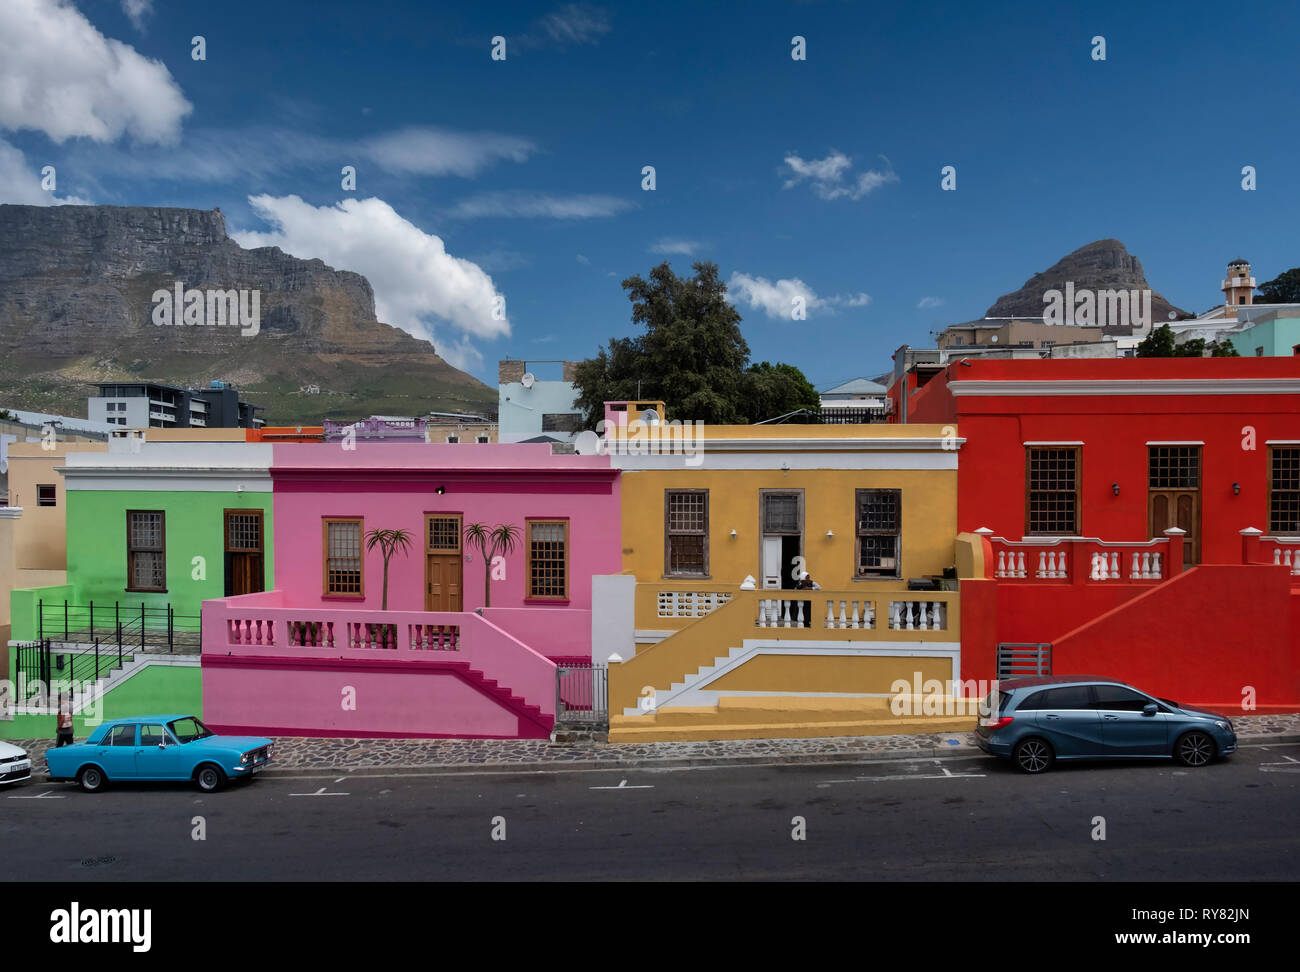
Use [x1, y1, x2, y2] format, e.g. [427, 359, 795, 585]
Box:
[822, 773, 985, 783]
[7, 789, 65, 799]
[289, 786, 349, 797]
[334, 777, 347, 783]
[589, 779, 654, 790]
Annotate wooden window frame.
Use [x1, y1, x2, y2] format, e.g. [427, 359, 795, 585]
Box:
[224, 508, 264, 552]
[322, 517, 365, 598]
[664, 489, 710, 579]
[1268, 445, 1300, 535]
[525, 518, 569, 601]
[759, 489, 804, 537]
[1025, 447, 1081, 536]
[125, 509, 166, 593]
[855, 488, 902, 580]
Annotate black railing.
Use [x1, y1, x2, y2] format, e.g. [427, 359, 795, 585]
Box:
[37, 599, 201, 654]
[13, 639, 128, 708]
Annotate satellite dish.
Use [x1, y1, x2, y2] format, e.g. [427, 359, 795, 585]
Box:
[639, 408, 660, 425]
[521, 372, 536, 389]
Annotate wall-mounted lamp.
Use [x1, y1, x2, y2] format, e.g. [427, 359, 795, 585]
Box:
[826, 530, 834, 538]
[1233, 482, 1240, 495]
[435, 485, 446, 495]
[1111, 482, 1120, 496]
[729, 529, 737, 538]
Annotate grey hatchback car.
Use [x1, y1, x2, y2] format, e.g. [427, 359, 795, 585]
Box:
[974, 675, 1237, 773]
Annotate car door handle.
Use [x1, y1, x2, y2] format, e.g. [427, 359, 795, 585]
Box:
[1044, 714, 1061, 720]
[1103, 714, 1119, 720]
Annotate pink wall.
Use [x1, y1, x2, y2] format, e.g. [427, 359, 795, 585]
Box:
[270, 443, 621, 614]
[480, 607, 590, 660]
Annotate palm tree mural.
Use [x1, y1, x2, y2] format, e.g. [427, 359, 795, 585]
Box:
[463, 523, 520, 609]
[365, 527, 414, 611]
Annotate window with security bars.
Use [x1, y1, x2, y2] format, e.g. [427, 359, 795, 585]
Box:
[324, 519, 363, 595]
[762, 493, 800, 534]
[527, 519, 568, 599]
[665, 490, 708, 575]
[225, 511, 261, 550]
[37, 484, 57, 507]
[1149, 446, 1200, 489]
[1271, 447, 1300, 534]
[1026, 448, 1079, 535]
[127, 511, 165, 591]
[427, 516, 461, 552]
[856, 489, 900, 577]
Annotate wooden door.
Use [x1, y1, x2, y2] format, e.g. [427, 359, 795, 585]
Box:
[425, 514, 463, 611]
[224, 509, 265, 596]
[1149, 491, 1199, 566]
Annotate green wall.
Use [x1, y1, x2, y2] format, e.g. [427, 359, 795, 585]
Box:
[63, 488, 274, 619]
[1, 664, 201, 741]
[1228, 316, 1300, 357]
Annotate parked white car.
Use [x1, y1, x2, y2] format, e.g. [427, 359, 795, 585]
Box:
[0, 740, 32, 786]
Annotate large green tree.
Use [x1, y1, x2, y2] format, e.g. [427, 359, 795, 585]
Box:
[1256, 268, 1300, 304]
[572, 262, 820, 425]
[1136, 324, 1239, 358]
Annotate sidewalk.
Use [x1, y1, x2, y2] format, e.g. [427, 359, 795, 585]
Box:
[10, 712, 1300, 778]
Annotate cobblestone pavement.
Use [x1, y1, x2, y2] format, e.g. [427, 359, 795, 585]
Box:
[8, 712, 1299, 775]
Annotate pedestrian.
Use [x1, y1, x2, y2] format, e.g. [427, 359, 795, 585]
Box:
[55, 693, 74, 747]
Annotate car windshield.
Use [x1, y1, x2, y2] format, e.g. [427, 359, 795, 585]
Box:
[168, 717, 214, 743]
[1158, 698, 1179, 709]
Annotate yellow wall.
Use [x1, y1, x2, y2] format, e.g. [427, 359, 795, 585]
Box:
[706, 653, 953, 693]
[136, 428, 246, 441]
[6, 441, 108, 571]
[620, 466, 958, 597]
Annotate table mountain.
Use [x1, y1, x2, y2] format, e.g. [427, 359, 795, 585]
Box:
[984, 239, 1189, 326]
[0, 204, 495, 424]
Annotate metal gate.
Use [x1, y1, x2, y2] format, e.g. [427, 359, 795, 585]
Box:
[555, 663, 608, 726]
[997, 642, 1052, 679]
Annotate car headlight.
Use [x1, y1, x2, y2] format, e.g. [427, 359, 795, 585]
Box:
[1214, 720, 1230, 730]
[240, 753, 250, 764]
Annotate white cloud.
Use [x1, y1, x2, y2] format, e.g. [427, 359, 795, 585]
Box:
[728, 272, 869, 319]
[781, 150, 898, 201]
[233, 195, 509, 371]
[358, 127, 536, 178]
[0, 0, 191, 144]
[918, 296, 945, 309]
[447, 191, 633, 219]
[65, 125, 534, 184]
[576, 253, 590, 264]
[650, 238, 704, 256]
[0, 137, 92, 204]
[540, 4, 611, 45]
[121, 0, 153, 31]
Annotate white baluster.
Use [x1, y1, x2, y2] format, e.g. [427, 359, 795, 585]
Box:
[1089, 552, 1099, 580]
[825, 600, 835, 628]
[1152, 552, 1162, 578]
[1016, 552, 1026, 577]
[997, 551, 1007, 577]
[864, 601, 875, 629]
[757, 600, 767, 627]
[1274, 548, 1283, 567]
[934, 602, 945, 629]
[890, 602, 901, 629]
[905, 601, 915, 630]
[1285, 549, 1295, 571]
[1037, 552, 1047, 578]
[781, 600, 792, 628]
[1110, 552, 1120, 579]
[795, 600, 805, 627]
[1130, 553, 1140, 579]
[838, 600, 848, 629]
[920, 603, 931, 631]
[850, 601, 861, 629]
[1142, 552, 1152, 578]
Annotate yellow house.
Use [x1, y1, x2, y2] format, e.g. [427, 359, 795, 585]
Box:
[600, 413, 971, 741]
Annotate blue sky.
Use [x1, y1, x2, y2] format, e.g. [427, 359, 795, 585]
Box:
[2, 0, 1297, 387]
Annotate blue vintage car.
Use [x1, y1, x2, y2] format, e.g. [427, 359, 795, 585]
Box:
[46, 715, 273, 792]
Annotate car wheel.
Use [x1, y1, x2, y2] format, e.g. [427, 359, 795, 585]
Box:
[1174, 731, 1215, 767]
[195, 764, 225, 793]
[1012, 737, 1055, 774]
[77, 765, 107, 792]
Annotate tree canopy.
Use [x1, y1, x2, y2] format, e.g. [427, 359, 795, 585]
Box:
[572, 261, 820, 426]
[1255, 268, 1300, 304]
[1136, 324, 1239, 358]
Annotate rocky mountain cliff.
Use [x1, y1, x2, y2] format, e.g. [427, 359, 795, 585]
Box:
[0, 204, 495, 424]
[984, 239, 1189, 326]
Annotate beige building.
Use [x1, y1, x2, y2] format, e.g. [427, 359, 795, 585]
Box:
[425, 412, 498, 444]
[936, 317, 1109, 351]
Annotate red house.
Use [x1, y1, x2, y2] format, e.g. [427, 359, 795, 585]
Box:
[900, 357, 1300, 712]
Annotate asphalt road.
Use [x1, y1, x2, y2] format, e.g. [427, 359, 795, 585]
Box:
[4, 743, 1299, 881]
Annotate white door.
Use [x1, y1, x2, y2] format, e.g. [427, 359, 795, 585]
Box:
[762, 536, 782, 589]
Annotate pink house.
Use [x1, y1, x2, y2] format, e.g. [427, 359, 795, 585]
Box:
[202, 443, 621, 738]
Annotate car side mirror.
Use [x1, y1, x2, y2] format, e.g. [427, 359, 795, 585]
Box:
[1143, 703, 1158, 717]
[158, 742, 167, 749]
